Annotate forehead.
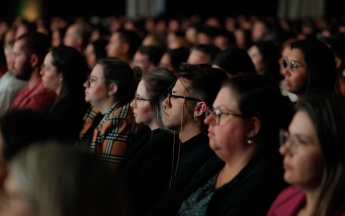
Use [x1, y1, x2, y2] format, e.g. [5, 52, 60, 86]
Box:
[213, 87, 239, 111]
[43, 52, 53, 64]
[111, 32, 121, 41]
[172, 78, 191, 95]
[289, 110, 315, 136]
[287, 48, 305, 62]
[90, 64, 104, 78]
[13, 39, 25, 52]
[134, 51, 148, 60]
[137, 80, 148, 97]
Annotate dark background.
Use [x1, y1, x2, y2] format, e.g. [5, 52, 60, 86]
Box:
[0, 0, 345, 23]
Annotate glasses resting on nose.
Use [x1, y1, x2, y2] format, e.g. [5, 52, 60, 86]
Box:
[280, 129, 302, 154]
[86, 77, 105, 88]
[133, 96, 151, 107]
[282, 59, 306, 73]
[205, 107, 244, 125]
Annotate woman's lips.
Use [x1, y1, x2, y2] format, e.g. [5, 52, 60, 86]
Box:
[283, 163, 292, 170]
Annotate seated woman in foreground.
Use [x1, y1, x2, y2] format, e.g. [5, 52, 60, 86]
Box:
[76, 58, 140, 169]
[267, 94, 345, 216]
[167, 73, 295, 216]
[118, 67, 178, 216]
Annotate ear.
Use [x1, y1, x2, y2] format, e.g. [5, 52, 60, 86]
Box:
[247, 116, 261, 140]
[108, 83, 118, 95]
[121, 43, 130, 55]
[194, 101, 207, 117]
[76, 37, 83, 47]
[30, 54, 39, 68]
[335, 57, 342, 70]
[58, 73, 63, 83]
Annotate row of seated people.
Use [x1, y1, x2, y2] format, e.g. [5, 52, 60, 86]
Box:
[0, 30, 344, 216]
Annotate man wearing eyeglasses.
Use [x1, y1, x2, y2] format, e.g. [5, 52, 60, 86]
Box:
[148, 64, 228, 216]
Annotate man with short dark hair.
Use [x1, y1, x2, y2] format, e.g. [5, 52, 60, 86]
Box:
[130, 45, 164, 74]
[10, 32, 56, 113]
[106, 29, 140, 63]
[63, 24, 89, 54]
[148, 64, 228, 216]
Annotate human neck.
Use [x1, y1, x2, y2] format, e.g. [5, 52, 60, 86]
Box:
[95, 97, 117, 115]
[147, 120, 159, 131]
[178, 121, 203, 143]
[54, 85, 62, 97]
[119, 54, 131, 63]
[28, 68, 41, 89]
[297, 186, 321, 216]
[296, 93, 306, 104]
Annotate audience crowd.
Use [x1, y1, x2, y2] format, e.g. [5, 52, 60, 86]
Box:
[0, 13, 345, 216]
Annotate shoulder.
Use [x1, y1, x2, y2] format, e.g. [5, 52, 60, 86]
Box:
[267, 186, 305, 216]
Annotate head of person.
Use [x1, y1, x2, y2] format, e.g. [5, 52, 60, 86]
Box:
[167, 31, 190, 49]
[84, 58, 135, 114]
[141, 33, 167, 51]
[2, 144, 128, 216]
[0, 110, 52, 187]
[284, 40, 339, 99]
[131, 46, 164, 74]
[279, 38, 297, 76]
[106, 29, 140, 62]
[12, 32, 50, 80]
[280, 94, 345, 216]
[40, 46, 87, 98]
[248, 41, 280, 78]
[85, 39, 108, 70]
[214, 30, 236, 51]
[187, 44, 221, 65]
[131, 67, 177, 130]
[51, 27, 67, 47]
[3, 42, 14, 71]
[63, 24, 89, 52]
[196, 27, 217, 45]
[251, 20, 271, 42]
[212, 48, 256, 77]
[320, 35, 345, 74]
[159, 47, 190, 72]
[15, 20, 36, 40]
[204, 73, 295, 161]
[162, 64, 228, 133]
[185, 25, 198, 46]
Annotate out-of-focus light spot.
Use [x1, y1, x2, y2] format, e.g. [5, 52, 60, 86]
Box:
[22, 0, 41, 21]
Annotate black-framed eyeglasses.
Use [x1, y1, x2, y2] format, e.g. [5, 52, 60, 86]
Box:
[279, 129, 300, 155]
[282, 59, 306, 73]
[133, 96, 151, 107]
[166, 93, 202, 105]
[205, 107, 244, 125]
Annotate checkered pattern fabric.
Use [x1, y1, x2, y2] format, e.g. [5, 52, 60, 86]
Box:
[77, 102, 140, 169]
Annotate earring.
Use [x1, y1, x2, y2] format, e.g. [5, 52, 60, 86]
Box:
[247, 139, 253, 144]
[58, 80, 62, 85]
[108, 91, 112, 96]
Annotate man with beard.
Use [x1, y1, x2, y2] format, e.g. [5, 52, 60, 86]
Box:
[10, 32, 56, 113]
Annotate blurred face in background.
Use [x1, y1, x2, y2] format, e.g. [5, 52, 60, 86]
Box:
[85, 44, 97, 70]
[40, 52, 62, 94]
[248, 45, 265, 75]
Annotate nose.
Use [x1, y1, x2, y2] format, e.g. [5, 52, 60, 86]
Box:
[83, 80, 88, 88]
[204, 113, 213, 125]
[130, 99, 136, 108]
[279, 142, 289, 156]
[105, 43, 110, 51]
[283, 65, 290, 77]
[162, 97, 169, 108]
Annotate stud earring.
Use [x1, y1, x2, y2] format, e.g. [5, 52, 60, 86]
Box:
[108, 91, 112, 96]
[247, 139, 253, 144]
[58, 80, 62, 85]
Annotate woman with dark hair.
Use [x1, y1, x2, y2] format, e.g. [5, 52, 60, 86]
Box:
[76, 58, 139, 170]
[118, 67, 177, 216]
[166, 73, 295, 216]
[248, 41, 283, 83]
[85, 39, 108, 70]
[0, 143, 129, 216]
[159, 48, 190, 72]
[282, 40, 339, 104]
[212, 48, 256, 77]
[40, 46, 89, 142]
[268, 94, 345, 216]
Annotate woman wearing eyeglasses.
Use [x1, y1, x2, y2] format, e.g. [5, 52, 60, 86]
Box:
[40, 46, 89, 142]
[282, 40, 339, 104]
[76, 58, 139, 170]
[268, 94, 345, 216]
[166, 73, 295, 216]
[117, 67, 177, 216]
